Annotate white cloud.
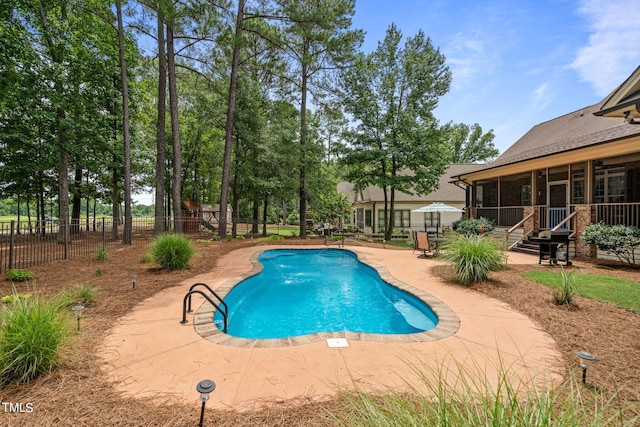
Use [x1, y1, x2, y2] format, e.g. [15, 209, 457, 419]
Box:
[445, 31, 498, 91]
[571, 0, 640, 96]
[532, 83, 552, 112]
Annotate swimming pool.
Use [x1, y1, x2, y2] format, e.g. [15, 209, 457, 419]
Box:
[213, 249, 439, 339]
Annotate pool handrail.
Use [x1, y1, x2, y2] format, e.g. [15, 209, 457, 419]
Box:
[181, 283, 228, 333]
[186, 282, 228, 314]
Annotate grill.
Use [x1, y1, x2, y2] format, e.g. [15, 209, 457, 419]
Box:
[529, 231, 572, 266]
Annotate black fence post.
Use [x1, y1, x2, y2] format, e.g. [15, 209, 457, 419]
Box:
[63, 221, 68, 260]
[102, 217, 106, 248]
[9, 220, 15, 270]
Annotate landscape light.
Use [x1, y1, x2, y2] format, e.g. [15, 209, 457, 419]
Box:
[196, 379, 216, 427]
[576, 351, 596, 384]
[130, 274, 137, 290]
[71, 305, 85, 331]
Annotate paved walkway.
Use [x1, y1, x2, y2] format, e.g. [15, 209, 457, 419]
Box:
[99, 246, 562, 410]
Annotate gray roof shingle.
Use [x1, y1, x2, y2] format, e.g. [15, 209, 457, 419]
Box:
[454, 100, 640, 176]
[338, 164, 477, 203]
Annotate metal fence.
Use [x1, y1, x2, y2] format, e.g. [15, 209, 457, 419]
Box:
[0, 216, 319, 273]
[0, 217, 164, 273]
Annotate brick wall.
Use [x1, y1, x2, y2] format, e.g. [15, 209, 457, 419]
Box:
[573, 205, 596, 258]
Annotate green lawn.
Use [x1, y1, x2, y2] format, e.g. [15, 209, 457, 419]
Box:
[523, 270, 640, 313]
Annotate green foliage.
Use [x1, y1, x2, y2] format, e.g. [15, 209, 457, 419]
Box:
[256, 235, 284, 243]
[452, 217, 496, 235]
[150, 234, 195, 270]
[140, 253, 153, 264]
[523, 271, 640, 313]
[0, 297, 70, 386]
[340, 24, 451, 240]
[582, 222, 640, 265]
[552, 268, 577, 305]
[1, 294, 31, 305]
[287, 209, 300, 225]
[440, 235, 505, 285]
[334, 358, 637, 426]
[95, 246, 109, 261]
[6, 269, 35, 282]
[94, 269, 105, 277]
[56, 284, 96, 310]
[442, 122, 499, 163]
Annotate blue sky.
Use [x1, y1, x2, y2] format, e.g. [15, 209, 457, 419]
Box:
[351, 0, 640, 154]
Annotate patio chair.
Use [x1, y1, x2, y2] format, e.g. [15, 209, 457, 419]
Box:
[413, 231, 434, 257]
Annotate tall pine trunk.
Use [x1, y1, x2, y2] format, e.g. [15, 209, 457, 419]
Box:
[166, 23, 182, 233]
[219, 0, 244, 239]
[299, 49, 309, 238]
[116, 0, 132, 244]
[154, 13, 167, 235]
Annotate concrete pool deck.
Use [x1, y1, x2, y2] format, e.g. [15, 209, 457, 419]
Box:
[99, 246, 563, 410]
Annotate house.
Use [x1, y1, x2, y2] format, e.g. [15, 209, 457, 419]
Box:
[337, 164, 476, 234]
[452, 66, 640, 259]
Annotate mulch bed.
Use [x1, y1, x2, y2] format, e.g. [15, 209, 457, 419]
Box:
[1, 238, 639, 425]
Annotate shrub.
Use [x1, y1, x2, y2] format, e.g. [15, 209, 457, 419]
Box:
[440, 234, 505, 285]
[95, 245, 109, 261]
[334, 357, 635, 426]
[0, 297, 70, 386]
[583, 222, 640, 266]
[150, 234, 195, 270]
[6, 269, 34, 282]
[1, 294, 31, 305]
[552, 268, 576, 305]
[56, 284, 97, 309]
[451, 217, 496, 235]
[140, 253, 153, 264]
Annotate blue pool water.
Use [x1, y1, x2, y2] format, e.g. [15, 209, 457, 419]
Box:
[214, 249, 438, 339]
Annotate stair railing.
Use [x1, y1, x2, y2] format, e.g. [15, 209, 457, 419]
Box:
[551, 211, 576, 233]
[505, 212, 535, 250]
[550, 211, 577, 251]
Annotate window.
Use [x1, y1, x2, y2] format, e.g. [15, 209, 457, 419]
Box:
[474, 180, 498, 207]
[378, 210, 386, 231]
[394, 210, 410, 227]
[378, 210, 410, 228]
[500, 172, 531, 206]
[423, 212, 437, 227]
[594, 167, 625, 203]
[364, 210, 372, 227]
[571, 164, 586, 204]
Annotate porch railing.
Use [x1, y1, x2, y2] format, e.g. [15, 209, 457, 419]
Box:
[476, 207, 524, 227]
[595, 203, 640, 226]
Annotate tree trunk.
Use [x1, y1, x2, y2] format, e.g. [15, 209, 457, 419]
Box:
[71, 167, 82, 235]
[58, 126, 70, 244]
[38, 177, 45, 236]
[111, 164, 120, 240]
[154, 13, 167, 236]
[252, 200, 259, 235]
[116, 0, 132, 244]
[282, 200, 287, 225]
[36, 0, 70, 244]
[166, 23, 182, 233]
[262, 196, 268, 236]
[219, 0, 244, 239]
[385, 187, 396, 241]
[299, 52, 309, 238]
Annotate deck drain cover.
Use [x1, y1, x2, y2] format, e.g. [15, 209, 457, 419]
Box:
[326, 338, 349, 348]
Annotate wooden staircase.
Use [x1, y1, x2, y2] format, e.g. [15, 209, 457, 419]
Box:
[510, 229, 575, 257]
[511, 236, 542, 255]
